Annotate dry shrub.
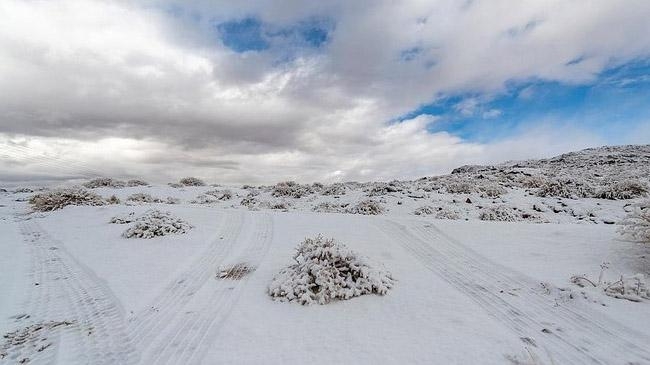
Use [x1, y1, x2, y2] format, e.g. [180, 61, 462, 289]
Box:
[126, 193, 162, 204]
[83, 178, 125, 189]
[217, 263, 255, 280]
[121, 210, 192, 239]
[596, 180, 648, 200]
[618, 201, 650, 243]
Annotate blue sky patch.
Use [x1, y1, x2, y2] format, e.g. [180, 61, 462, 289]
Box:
[398, 59, 650, 143]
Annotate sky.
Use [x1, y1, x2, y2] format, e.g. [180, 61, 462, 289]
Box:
[1, 0, 649, 184]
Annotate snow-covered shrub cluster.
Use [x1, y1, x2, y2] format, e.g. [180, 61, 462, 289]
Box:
[190, 194, 218, 204]
[126, 179, 149, 187]
[312, 202, 349, 213]
[127, 193, 162, 204]
[618, 201, 650, 243]
[29, 188, 105, 212]
[445, 181, 475, 194]
[106, 195, 121, 204]
[272, 181, 313, 198]
[205, 189, 233, 200]
[345, 200, 384, 215]
[166, 196, 181, 204]
[479, 205, 520, 222]
[14, 187, 34, 193]
[434, 207, 462, 220]
[168, 182, 183, 188]
[596, 180, 648, 200]
[363, 182, 403, 196]
[179, 177, 206, 186]
[217, 263, 255, 280]
[119, 210, 192, 239]
[259, 201, 291, 210]
[109, 212, 137, 224]
[536, 178, 594, 199]
[83, 177, 149, 189]
[321, 183, 347, 196]
[478, 184, 506, 198]
[413, 205, 435, 216]
[83, 177, 126, 189]
[268, 235, 394, 305]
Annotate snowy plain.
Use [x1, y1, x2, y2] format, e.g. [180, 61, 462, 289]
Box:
[1, 145, 650, 364]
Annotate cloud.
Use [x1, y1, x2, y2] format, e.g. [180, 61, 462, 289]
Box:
[1, 0, 649, 183]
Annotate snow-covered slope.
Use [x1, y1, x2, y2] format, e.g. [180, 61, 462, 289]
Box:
[1, 144, 649, 364]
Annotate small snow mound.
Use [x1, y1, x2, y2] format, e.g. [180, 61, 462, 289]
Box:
[121, 210, 192, 239]
[268, 235, 394, 305]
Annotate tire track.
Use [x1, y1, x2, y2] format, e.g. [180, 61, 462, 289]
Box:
[127, 211, 245, 351]
[140, 212, 273, 365]
[11, 220, 137, 365]
[374, 218, 650, 364]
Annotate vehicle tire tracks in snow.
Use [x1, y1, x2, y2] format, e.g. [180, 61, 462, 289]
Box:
[10, 219, 137, 365]
[126, 211, 245, 350]
[137, 211, 273, 365]
[374, 218, 650, 365]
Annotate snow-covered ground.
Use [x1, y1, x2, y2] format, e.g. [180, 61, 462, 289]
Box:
[1, 145, 650, 364]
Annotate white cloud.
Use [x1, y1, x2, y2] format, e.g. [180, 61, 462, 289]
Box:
[1, 0, 649, 183]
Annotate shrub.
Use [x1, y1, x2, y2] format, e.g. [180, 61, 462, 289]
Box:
[345, 200, 384, 215]
[435, 207, 461, 220]
[536, 178, 594, 199]
[479, 205, 520, 222]
[268, 235, 394, 305]
[190, 194, 218, 204]
[14, 187, 34, 193]
[321, 183, 347, 196]
[29, 188, 105, 212]
[166, 197, 181, 204]
[618, 201, 650, 243]
[106, 195, 121, 204]
[168, 182, 183, 188]
[413, 206, 435, 216]
[179, 177, 206, 186]
[121, 210, 192, 238]
[272, 181, 313, 198]
[127, 193, 162, 204]
[446, 182, 475, 194]
[126, 179, 149, 187]
[596, 180, 648, 200]
[479, 184, 506, 198]
[363, 182, 402, 196]
[83, 178, 126, 189]
[312, 202, 349, 213]
[240, 194, 257, 209]
[205, 189, 232, 200]
[109, 212, 137, 224]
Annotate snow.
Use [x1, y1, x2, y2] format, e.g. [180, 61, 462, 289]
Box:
[1, 145, 650, 364]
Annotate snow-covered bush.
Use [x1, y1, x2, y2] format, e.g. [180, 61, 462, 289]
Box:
[126, 179, 149, 187]
[83, 177, 126, 189]
[413, 206, 435, 216]
[127, 193, 162, 204]
[109, 212, 137, 224]
[446, 182, 475, 194]
[312, 202, 349, 213]
[166, 196, 181, 204]
[268, 235, 394, 305]
[618, 201, 650, 243]
[29, 188, 105, 212]
[14, 187, 34, 193]
[217, 263, 254, 280]
[536, 178, 594, 199]
[345, 200, 384, 215]
[240, 193, 258, 208]
[168, 182, 183, 188]
[191, 194, 218, 204]
[363, 181, 403, 197]
[435, 207, 461, 220]
[106, 195, 121, 204]
[479, 184, 506, 198]
[519, 175, 546, 189]
[272, 181, 313, 198]
[321, 183, 347, 196]
[205, 189, 232, 200]
[179, 177, 206, 186]
[596, 180, 648, 200]
[121, 210, 192, 239]
[479, 205, 519, 222]
[260, 201, 291, 210]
